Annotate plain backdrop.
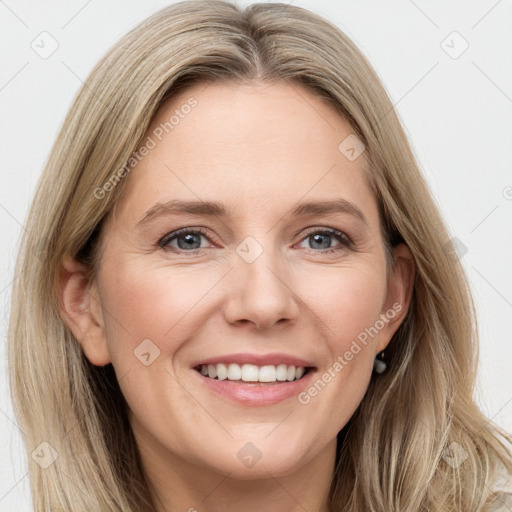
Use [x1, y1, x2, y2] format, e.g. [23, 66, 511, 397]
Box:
[1, 0, 511, 510]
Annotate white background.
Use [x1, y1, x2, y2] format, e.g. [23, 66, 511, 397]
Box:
[1, 1, 511, 509]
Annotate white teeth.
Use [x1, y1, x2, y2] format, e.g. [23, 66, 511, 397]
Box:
[241, 364, 259, 382]
[259, 365, 276, 382]
[227, 363, 241, 380]
[276, 364, 288, 381]
[216, 363, 228, 380]
[197, 363, 308, 383]
[207, 364, 217, 379]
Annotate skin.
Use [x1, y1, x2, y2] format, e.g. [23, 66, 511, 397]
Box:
[60, 80, 415, 512]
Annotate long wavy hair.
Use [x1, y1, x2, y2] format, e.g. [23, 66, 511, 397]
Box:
[8, 1, 512, 510]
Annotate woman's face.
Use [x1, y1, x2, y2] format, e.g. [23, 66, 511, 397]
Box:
[71, 80, 412, 481]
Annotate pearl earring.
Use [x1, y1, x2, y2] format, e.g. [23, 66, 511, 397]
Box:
[373, 351, 387, 374]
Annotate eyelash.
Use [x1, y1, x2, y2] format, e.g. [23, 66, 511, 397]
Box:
[157, 226, 352, 255]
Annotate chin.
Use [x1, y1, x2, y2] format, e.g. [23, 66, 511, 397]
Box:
[196, 437, 314, 480]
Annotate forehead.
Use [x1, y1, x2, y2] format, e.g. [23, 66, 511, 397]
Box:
[113, 80, 378, 226]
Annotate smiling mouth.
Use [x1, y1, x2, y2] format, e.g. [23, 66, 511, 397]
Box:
[194, 363, 313, 383]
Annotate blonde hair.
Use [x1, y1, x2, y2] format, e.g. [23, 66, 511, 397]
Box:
[8, 1, 512, 510]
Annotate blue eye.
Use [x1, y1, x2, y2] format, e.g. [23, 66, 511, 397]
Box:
[297, 228, 351, 253]
[157, 227, 351, 254]
[158, 228, 211, 252]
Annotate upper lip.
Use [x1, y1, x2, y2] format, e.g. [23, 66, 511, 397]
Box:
[191, 352, 316, 369]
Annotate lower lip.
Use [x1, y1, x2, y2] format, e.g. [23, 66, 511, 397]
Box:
[193, 369, 317, 406]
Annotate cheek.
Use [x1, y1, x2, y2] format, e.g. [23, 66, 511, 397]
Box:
[96, 259, 215, 441]
[292, 266, 387, 436]
[99, 259, 219, 354]
[297, 261, 387, 344]
[99, 251, 388, 367]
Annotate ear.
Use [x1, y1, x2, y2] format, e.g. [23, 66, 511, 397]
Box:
[58, 256, 111, 366]
[376, 243, 415, 353]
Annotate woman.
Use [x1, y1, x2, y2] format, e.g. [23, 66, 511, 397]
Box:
[8, 1, 512, 510]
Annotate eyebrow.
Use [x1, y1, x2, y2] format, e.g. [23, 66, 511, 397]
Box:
[136, 198, 368, 227]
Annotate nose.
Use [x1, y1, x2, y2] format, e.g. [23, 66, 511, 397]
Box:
[223, 244, 300, 331]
